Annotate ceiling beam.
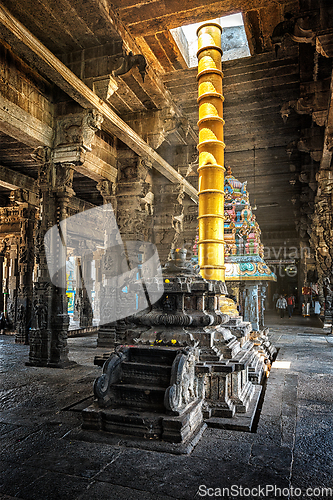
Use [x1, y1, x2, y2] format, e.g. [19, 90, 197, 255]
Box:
[0, 4, 198, 203]
[0, 164, 38, 193]
[0, 94, 53, 148]
[0, 94, 118, 183]
[115, 0, 292, 36]
[0, 164, 95, 212]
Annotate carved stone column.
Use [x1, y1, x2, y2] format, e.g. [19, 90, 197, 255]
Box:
[15, 198, 36, 344]
[28, 147, 57, 366]
[153, 180, 184, 265]
[0, 205, 20, 329]
[96, 179, 119, 347]
[76, 252, 93, 328]
[96, 179, 117, 212]
[27, 109, 103, 365]
[96, 155, 155, 348]
[309, 172, 333, 325]
[6, 235, 19, 330]
[92, 249, 103, 324]
[50, 162, 75, 365]
[243, 284, 259, 331]
[27, 153, 75, 366]
[117, 155, 154, 242]
[259, 283, 267, 330]
[0, 242, 4, 314]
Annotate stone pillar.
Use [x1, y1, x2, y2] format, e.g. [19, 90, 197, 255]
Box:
[77, 252, 93, 328]
[0, 238, 9, 321]
[90, 250, 100, 325]
[117, 154, 153, 242]
[50, 162, 75, 365]
[96, 154, 155, 348]
[28, 148, 56, 366]
[27, 108, 103, 365]
[6, 235, 19, 330]
[96, 179, 118, 347]
[153, 180, 184, 265]
[0, 193, 36, 341]
[0, 250, 4, 313]
[16, 199, 36, 344]
[243, 283, 259, 331]
[27, 148, 75, 367]
[97, 179, 117, 213]
[259, 283, 267, 330]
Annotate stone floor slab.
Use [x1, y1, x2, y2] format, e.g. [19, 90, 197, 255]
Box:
[1, 314, 333, 499]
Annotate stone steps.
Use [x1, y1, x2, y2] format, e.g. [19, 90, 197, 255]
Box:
[127, 346, 177, 365]
[120, 361, 172, 386]
[101, 346, 177, 413]
[111, 383, 167, 411]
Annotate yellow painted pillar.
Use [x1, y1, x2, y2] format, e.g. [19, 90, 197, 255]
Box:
[197, 22, 225, 281]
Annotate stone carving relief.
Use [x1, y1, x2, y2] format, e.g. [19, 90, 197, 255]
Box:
[54, 109, 103, 152]
[55, 163, 74, 190]
[164, 348, 203, 414]
[271, 12, 317, 57]
[9, 189, 29, 206]
[96, 179, 113, 201]
[112, 51, 148, 82]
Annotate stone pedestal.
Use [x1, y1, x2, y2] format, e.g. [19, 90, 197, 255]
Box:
[83, 345, 205, 445]
[90, 250, 272, 439]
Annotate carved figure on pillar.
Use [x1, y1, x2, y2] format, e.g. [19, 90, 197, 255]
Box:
[117, 154, 154, 242]
[16, 205, 36, 344]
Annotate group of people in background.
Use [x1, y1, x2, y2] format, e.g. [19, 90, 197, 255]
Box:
[275, 294, 296, 318]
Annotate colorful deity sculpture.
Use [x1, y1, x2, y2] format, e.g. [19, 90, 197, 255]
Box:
[223, 167, 276, 330]
[224, 166, 263, 259]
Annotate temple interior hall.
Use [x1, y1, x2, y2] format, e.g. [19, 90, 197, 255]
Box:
[1, 0, 333, 499]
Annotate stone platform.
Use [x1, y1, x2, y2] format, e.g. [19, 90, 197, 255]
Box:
[82, 345, 206, 449]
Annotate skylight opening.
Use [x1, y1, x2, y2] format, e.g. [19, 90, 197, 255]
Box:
[170, 13, 251, 68]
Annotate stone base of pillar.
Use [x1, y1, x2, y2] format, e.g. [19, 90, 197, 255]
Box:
[82, 399, 205, 445]
[201, 366, 236, 418]
[26, 359, 76, 369]
[26, 327, 76, 368]
[97, 323, 117, 348]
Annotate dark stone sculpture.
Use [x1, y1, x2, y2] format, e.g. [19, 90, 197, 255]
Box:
[112, 51, 148, 82]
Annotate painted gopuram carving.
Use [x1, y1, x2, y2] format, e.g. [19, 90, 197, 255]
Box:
[223, 166, 276, 331]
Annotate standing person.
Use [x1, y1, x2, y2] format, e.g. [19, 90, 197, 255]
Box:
[0, 311, 6, 334]
[276, 295, 287, 318]
[287, 294, 295, 318]
[314, 297, 321, 316]
[273, 292, 279, 307]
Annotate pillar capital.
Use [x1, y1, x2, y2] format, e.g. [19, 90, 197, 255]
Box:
[96, 179, 115, 205]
